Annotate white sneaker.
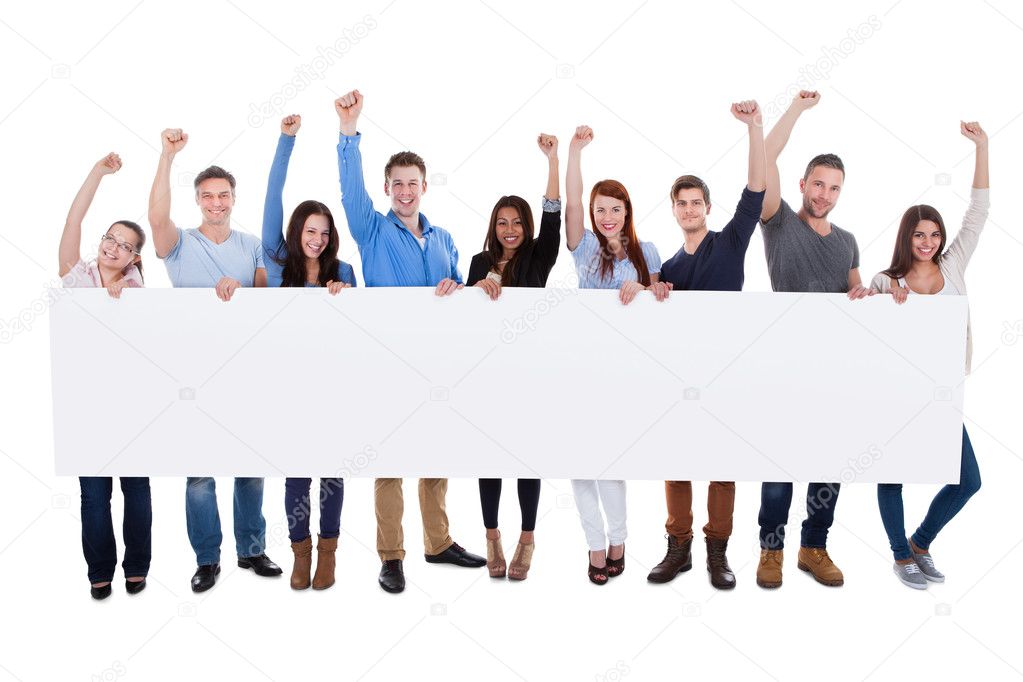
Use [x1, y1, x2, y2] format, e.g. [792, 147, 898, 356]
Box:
[893, 561, 928, 590]
[911, 550, 945, 583]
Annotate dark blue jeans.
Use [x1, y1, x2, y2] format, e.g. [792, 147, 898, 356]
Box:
[877, 426, 981, 560]
[185, 477, 266, 565]
[80, 477, 152, 584]
[758, 482, 840, 550]
[284, 478, 344, 542]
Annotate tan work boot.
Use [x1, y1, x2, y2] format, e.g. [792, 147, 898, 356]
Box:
[312, 535, 338, 590]
[290, 536, 313, 590]
[797, 546, 844, 586]
[756, 549, 783, 588]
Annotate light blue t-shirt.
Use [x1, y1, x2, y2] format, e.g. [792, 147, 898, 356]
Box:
[162, 227, 265, 288]
[571, 229, 661, 290]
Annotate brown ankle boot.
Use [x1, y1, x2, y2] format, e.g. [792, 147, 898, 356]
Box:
[646, 535, 692, 583]
[312, 535, 338, 590]
[291, 536, 313, 590]
[756, 548, 783, 589]
[705, 537, 736, 590]
[797, 546, 844, 587]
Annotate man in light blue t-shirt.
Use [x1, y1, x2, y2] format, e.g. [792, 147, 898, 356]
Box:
[148, 127, 279, 593]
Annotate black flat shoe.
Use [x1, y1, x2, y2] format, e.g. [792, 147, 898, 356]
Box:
[237, 553, 283, 577]
[425, 542, 486, 568]
[378, 559, 405, 593]
[191, 563, 221, 593]
[90, 583, 112, 600]
[125, 578, 147, 595]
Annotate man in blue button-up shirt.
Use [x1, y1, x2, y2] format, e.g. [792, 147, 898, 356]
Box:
[335, 89, 485, 594]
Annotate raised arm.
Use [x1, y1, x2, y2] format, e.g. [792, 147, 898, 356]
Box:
[148, 128, 188, 257]
[534, 133, 562, 270]
[565, 125, 593, 252]
[944, 121, 990, 270]
[762, 91, 819, 222]
[963, 121, 989, 189]
[263, 115, 301, 261]
[59, 153, 122, 276]
[538, 132, 560, 200]
[732, 100, 766, 192]
[334, 89, 378, 246]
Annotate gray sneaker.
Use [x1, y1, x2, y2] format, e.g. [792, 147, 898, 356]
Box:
[911, 550, 945, 583]
[893, 561, 928, 590]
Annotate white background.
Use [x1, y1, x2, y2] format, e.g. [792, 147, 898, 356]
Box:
[2, 1, 1022, 680]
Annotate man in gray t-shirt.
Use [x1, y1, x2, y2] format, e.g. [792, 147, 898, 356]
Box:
[754, 91, 870, 592]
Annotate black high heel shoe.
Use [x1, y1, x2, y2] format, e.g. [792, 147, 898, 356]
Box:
[90, 583, 112, 600]
[125, 578, 147, 595]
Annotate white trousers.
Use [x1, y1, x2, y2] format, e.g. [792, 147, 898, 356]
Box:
[571, 479, 628, 551]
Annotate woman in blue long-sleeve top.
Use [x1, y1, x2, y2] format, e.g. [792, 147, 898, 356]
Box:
[263, 114, 357, 591]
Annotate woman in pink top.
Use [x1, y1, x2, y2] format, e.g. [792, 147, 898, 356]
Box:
[59, 153, 151, 600]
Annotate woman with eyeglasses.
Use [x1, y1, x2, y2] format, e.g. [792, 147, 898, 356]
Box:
[263, 115, 357, 590]
[59, 152, 151, 599]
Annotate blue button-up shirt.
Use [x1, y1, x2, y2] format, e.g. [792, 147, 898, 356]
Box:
[337, 133, 461, 287]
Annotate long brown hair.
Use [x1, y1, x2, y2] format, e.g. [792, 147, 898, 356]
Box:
[277, 200, 341, 287]
[589, 179, 650, 286]
[882, 204, 946, 279]
[482, 195, 535, 286]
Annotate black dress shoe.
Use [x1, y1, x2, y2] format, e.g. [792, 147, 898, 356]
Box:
[237, 553, 283, 577]
[425, 542, 487, 568]
[90, 583, 112, 600]
[378, 559, 405, 593]
[191, 563, 221, 593]
[125, 578, 147, 595]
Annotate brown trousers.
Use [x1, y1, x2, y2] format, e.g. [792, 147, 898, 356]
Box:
[375, 478, 453, 561]
[665, 481, 735, 541]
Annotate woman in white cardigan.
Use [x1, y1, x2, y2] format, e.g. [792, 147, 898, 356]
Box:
[869, 121, 989, 590]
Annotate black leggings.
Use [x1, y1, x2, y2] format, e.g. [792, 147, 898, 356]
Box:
[479, 479, 541, 531]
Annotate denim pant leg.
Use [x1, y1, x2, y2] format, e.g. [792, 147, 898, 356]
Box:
[912, 426, 982, 551]
[285, 478, 312, 543]
[877, 483, 911, 560]
[318, 478, 344, 539]
[234, 477, 266, 558]
[186, 477, 222, 565]
[80, 477, 116, 583]
[120, 477, 152, 578]
[758, 482, 793, 550]
[801, 482, 840, 548]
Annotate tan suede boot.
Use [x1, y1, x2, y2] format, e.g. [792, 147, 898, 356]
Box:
[756, 549, 783, 589]
[797, 546, 844, 586]
[312, 535, 338, 590]
[291, 536, 313, 590]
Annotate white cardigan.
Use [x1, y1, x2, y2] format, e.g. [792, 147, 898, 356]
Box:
[869, 187, 990, 374]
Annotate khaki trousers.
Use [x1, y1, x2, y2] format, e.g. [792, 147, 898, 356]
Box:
[375, 478, 453, 561]
[664, 481, 735, 541]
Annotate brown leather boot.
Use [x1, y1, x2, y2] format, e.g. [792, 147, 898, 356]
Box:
[646, 535, 692, 583]
[705, 537, 735, 590]
[756, 549, 783, 589]
[797, 546, 844, 587]
[312, 535, 338, 590]
[290, 536, 313, 590]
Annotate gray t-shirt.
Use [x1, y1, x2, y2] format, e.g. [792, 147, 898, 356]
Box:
[162, 227, 265, 288]
[761, 199, 859, 293]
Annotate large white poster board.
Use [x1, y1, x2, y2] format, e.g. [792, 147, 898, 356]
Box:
[50, 288, 967, 483]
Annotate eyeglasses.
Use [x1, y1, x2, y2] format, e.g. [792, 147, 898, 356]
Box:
[100, 234, 138, 256]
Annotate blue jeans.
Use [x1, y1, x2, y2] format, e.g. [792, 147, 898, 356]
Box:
[758, 482, 840, 550]
[185, 477, 266, 565]
[80, 477, 152, 583]
[284, 478, 344, 542]
[877, 426, 981, 560]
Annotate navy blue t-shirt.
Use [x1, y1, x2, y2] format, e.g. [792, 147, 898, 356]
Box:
[659, 187, 765, 292]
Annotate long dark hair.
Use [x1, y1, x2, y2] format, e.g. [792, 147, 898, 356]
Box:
[278, 200, 340, 287]
[589, 180, 650, 286]
[882, 204, 946, 279]
[482, 195, 535, 286]
[112, 220, 146, 283]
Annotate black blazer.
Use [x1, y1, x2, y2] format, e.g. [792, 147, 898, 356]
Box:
[466, 209, 561, 288]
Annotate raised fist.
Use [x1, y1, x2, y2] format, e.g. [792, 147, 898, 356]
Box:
[281, 114, 302, 136]
[570, 125, 593, 152]
[791, 90, 820, 111]
[731, 99, 762, 126]
[334, 90, 363, 125]
[537, 133, 558, 158]
[161, 128, 188, 155]
[95, 152, 122, 175]
[960, 120, 987, 145]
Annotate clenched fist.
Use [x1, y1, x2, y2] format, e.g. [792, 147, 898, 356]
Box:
[281, 114, 302, 137]
[537, 133, 559, 159]
[731, 99, 762, 127]
[569, 125, 593, 153]
[94, 152, 122, 176]
[161, 128, 188, 155]
[334, 90, 363, 135]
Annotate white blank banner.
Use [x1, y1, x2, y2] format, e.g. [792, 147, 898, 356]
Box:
[49, 288, 967, 483]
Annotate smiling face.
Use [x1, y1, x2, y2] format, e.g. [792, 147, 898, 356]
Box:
[301, 213, 331, 260]
[195, 178, 234, 226]
[592, 194, 627, 241]
[495, 206, 525, 255]
[799, 166, 843, 219]
[673, 187, 710, 234]
[96, 222, 142, 271]
[911, 220, 943, 262]
[384, 165, 426, 219]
